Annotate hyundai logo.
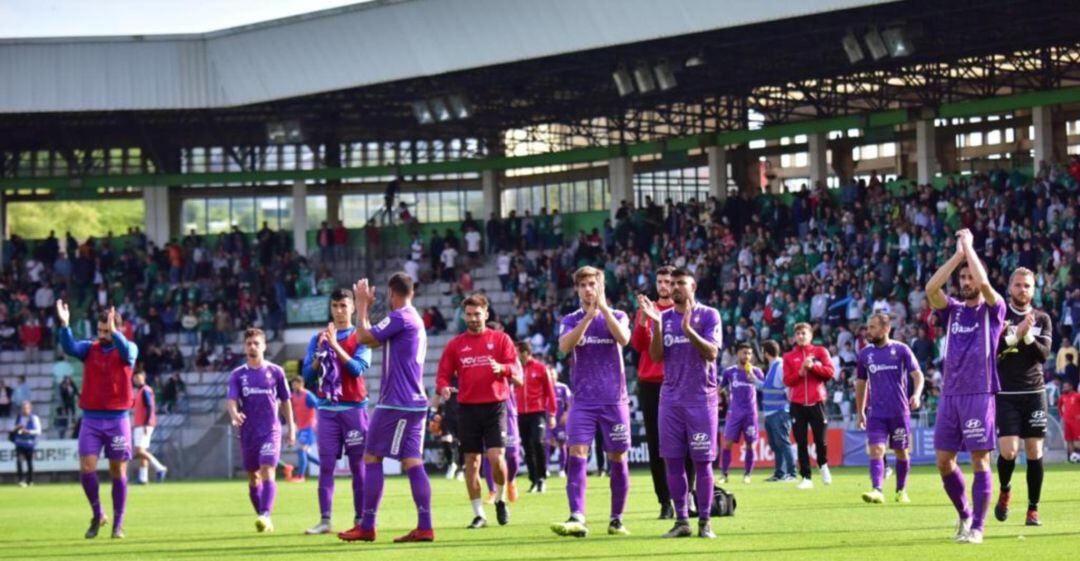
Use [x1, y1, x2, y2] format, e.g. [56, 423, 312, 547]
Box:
[965, 419, 982, 429]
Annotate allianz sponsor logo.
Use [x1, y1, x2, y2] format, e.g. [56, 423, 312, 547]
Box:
[242, 386, 276, 397]
[663, 334, 691, 347]
[730, 379, 756, 389]
[867, 363, 899, 374]
[579, 335, 616, 346]
[950, 321, 979, 335]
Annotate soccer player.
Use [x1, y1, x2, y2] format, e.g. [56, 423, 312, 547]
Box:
[288, 377, 319, 483]
[550, 266, 633, 538]
[640, 268, 722, 539]
[515, 340, 557, 494]
[131, 370, 168, 484]
[783, 322, 835, 490]
[631, 265, 681, 518]
[227, 328, 297, 533]
[854, 313, 924, 504]
[435, 294, 521, 529]
[994, 267, 1052, 526]
[343, 274, 433, 543]
[548, 371, 572, 477]
[58, 302, 137, 539]
[302, 288, 373, 535]
[925, 228, 1007, 544]
[719, 343, 764, 485]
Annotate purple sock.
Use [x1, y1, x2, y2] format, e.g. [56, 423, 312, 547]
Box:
[721, 449, 732, 476]
[896, 459, 910, 492]
[349, 455, 365, 522]
[559, 445, 568, 472]
[608, 460, 629, 520]
[80, 472, 103, 520]
[249, 482, 264, 514]
[870, 458, 885, 490]
[360, 462, 384, 531]
[483, 457, 495, 493]
[971, 470, 993, 532]
[941, 468, 971, 519]
[665, 458, 689, 519]
[695, 461, 714, 522]
[566, 456, 587, 517]
[317, 463, 335, 520]
[259, 479, 277, 516]
[744, 446, 756, 476]
[112, 476, 128, 530]
[407, 465, 433, 531]
[506, 452, 520, 483]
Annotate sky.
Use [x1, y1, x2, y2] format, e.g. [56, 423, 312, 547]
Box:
[0, 0, 376, 38]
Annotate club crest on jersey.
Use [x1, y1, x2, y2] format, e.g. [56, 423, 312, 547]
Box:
[487, 343, 494, 350]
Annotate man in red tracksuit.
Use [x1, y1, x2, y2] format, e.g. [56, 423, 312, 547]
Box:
[782, 322, 835, 490]
[436, 293, 522, 529]
[630, 266, 685, 519]
[514, 340, 557, 493]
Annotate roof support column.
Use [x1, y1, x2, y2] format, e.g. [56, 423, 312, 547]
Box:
[706, 145, 728, 203]
[1032, 105, 1056, 167]
[293, 179, 308, 256]
[482, 169, 502, 219]
[609, 156, 633, 219]
[808, 132, 828, 187]
[143, 187, 171, 248]
[916, 119, 937, 185]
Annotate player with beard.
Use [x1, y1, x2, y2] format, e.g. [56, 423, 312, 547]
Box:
[993, 267, 1052, 526]
[855, 313, 924, 504]
[925, 229, 1007, 544]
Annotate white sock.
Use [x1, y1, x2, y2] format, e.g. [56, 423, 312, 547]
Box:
[150, 457, 166, 472]
[138, 466, 149, 482]
[494, 484, 505, 502]
[471, 499, 484, 518]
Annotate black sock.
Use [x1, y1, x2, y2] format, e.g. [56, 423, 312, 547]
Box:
[997, 455, 1016, 492]
[1026, 457, 1043, 511]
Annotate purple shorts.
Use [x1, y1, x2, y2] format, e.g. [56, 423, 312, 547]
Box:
[867, 416, 911, 450]
[316, 408, 369, 461]
[506, 412, 519, 448]
[566, 402, 631, 453]
[78, 416, 132, 461]
[660, 403, 719, 462]
[934, 394, 996, 452]
[240, 425, 281, 472]
[723, 413, 759, 445]
[365, 408, 426, 460]
[547, 424, 568, 442]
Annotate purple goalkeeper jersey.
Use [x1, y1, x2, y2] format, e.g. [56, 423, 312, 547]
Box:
[934, 296, 1006, 396]
[856, 340, 920, 418]
[228, 362, 290, 429]
[370, 305, 428, 410]
[721, 364, 763, 417]
[559, 309, 630, 405]
[659, 304, 723, 408]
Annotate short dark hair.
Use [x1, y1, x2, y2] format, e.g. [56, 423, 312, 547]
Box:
[462, 293, 489, 310]
[515, 340, 532, 354]
[388, 272, 414, 297]
[762, 340, 780, 358]
[656, 266, 676, 276]
[734, 342, 752, 352]
[671, 268, 694, 280]
[244, 327, 266, 342]
[330, 288, 353, 302]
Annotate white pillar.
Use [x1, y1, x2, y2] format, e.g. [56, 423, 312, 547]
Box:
[706, 145, 729, 202]
[608, 156, 633, 219]
[1032, 105, 1055, 168]
[292, 179, 308, 256]
[142, 187, 171, 247]
[808, 132, 828, 187]
[482, 169, 502, 219]
[916, 119, 936, 185]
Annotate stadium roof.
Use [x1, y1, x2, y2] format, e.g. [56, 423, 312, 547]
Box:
[0, 0, 894, 113]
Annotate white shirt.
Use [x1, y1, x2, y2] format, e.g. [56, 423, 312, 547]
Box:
[404, 260, 420, 283]
[440, 247, 458, 269]
[465, 231, 481, 253]
[497, 254, 511, 276]
[410, 240, 423, 261]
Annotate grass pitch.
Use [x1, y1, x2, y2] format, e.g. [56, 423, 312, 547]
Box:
[1, 465, 1076, 561]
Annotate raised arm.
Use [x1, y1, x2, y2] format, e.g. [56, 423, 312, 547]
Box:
[958, 229, 1001, 307]
[926, 237, 966, 310]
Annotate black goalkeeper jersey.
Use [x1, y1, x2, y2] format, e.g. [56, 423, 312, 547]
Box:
[995, 304, 1052, 393]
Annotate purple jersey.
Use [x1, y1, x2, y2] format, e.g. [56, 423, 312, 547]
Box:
[554, 382, 572, 420]
[659, 305, 723, 407]
[856, 341, 920, 418]
[370, 305, 428, 409]
[721, 364, 763, 417]
[935, 296, 1006, 396]
[228, 362, 290, 428]
[559, 309, 630, 405]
